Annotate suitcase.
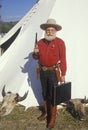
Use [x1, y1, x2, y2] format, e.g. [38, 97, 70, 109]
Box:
[52, 82, 71, 105]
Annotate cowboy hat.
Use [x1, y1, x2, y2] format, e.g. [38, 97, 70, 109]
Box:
[40, 19, 62, 31]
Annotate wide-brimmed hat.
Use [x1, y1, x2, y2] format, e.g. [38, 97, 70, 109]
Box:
[40, 19, 62, 31]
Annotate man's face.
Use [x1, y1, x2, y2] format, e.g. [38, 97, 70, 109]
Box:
[45, 27, 57, 36]
[44, 27, 57, 41]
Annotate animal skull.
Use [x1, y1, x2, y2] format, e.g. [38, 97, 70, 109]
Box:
[0, 85, 28, 116]
[66, 98, 88, 120]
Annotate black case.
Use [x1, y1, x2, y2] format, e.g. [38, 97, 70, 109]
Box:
[52, 82, 71, 105]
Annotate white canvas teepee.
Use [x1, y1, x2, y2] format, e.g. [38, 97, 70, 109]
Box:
[0, 0, 88, 109]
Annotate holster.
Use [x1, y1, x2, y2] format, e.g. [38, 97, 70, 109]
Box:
[55, 68, 61, 82]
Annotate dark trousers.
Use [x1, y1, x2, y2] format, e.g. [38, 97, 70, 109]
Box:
[40, 70, 58, 105]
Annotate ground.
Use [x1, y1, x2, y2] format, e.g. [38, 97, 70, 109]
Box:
[0, 104, 88, 130]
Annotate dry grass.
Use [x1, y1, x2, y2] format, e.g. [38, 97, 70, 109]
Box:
[0, 104, 88, 130]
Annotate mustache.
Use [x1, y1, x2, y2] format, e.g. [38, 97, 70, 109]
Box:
[47, 33, 54, 36]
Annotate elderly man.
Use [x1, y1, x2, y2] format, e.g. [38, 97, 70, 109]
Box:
[33, 19, 67, 129]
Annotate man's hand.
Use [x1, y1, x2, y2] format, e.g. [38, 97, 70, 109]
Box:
[61, 76, 65, 82]
[34, 46, 39, 53]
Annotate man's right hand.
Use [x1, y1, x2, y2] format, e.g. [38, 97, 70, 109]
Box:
[34, 46, 39, 53]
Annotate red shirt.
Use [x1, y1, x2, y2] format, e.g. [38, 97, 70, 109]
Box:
[33, 37, 67, 76]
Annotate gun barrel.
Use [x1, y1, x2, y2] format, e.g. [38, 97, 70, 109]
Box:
[35, 32, 38, 45]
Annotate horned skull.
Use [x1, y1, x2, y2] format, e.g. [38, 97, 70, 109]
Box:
[66, 98, 88, 120]
[0, 85, 28, 116]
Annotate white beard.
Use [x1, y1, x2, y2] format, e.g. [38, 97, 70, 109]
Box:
[44, 33, 56, 41]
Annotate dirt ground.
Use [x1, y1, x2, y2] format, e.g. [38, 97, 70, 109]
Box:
[0, 104, 88, 130]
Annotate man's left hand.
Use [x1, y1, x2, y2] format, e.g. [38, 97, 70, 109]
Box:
[61, 76, 65, 82]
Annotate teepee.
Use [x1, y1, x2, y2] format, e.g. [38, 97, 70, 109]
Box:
[0, 0, 88, 108]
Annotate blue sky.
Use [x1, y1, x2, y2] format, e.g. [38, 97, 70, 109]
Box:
[1, 0, 37, 22]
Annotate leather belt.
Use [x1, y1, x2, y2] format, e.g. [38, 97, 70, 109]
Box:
[40, 65, 55, 71]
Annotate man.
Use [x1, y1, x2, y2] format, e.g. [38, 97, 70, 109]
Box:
[33, 19, 67, 129]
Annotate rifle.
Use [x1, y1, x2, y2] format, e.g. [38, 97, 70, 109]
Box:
[35, 32, 38, 48]
[34, 32, 40, 79]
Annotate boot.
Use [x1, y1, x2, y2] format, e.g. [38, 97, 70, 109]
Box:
[48, 106, 57, 129]
[38, 101, 47, 121]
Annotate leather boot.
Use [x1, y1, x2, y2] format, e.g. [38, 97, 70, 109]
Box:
[38, 101, 47, 121]
[48, 106, 57, 129]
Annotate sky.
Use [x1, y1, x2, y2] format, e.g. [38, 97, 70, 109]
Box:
[0, 0, 37, 22]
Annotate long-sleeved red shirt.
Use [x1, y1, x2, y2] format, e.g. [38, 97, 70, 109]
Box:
[33, 37, 67, 76]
